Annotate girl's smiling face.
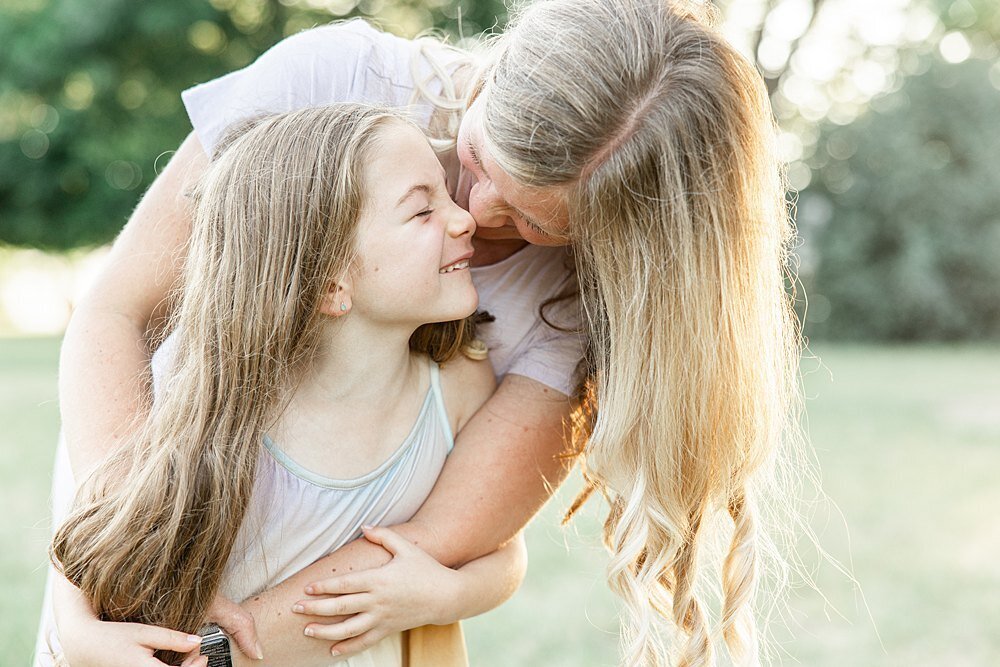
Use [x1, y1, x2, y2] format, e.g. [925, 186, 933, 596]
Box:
[350, 120, 478, 328]
[454, 97, 572, 247]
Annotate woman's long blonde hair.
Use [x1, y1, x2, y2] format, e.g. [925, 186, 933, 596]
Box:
[480, 1, 804, 665]
[50, 104, 476, 650]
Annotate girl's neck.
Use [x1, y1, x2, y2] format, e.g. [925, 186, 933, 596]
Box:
[294, 319, 419, 406]
[270, 320, 428, 478]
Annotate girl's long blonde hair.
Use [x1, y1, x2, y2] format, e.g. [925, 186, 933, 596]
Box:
[480, 1, 804, 665]
[50, 104, 476, 650]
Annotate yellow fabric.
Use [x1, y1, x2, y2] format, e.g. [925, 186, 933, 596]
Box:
[404, 623, 469, 667]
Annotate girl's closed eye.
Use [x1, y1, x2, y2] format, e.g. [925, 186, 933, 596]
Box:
[414, 209, 433, 219]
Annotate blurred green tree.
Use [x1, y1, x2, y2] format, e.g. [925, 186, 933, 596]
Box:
[0, 0, 505, 250]
[797, 55, 1000, 340]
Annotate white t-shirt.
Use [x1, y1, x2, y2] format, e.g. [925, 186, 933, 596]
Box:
[182, 18, 585, 395]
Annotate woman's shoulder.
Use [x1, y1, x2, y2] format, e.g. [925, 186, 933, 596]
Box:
[436, 352, 497, 434]
[182, 18, 415, 154]
[261, 18, 405, 63]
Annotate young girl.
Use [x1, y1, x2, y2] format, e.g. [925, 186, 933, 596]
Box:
[42, 104, 527, 667]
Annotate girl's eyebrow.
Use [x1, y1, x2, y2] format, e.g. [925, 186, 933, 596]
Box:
[395, 184, 433, 208]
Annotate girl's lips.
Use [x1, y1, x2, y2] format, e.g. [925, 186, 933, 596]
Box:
[439, 250, 475, 273]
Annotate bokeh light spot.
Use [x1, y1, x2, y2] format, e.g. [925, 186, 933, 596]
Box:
[59, 167, 90, 195]
[807, 294, 831, 324]
[30, 104, 59, 133]
[20, 129, 49, 159]
[63, 72, 95, 111]
[117, 79, 149, 110]
[939, 32, 971, 64]
[105, 161, 143, 190]
[788, 160, 813, 191]
[189, 21, 227, 54]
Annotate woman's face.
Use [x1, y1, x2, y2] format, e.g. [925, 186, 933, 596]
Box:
[455, 96, 571, 247]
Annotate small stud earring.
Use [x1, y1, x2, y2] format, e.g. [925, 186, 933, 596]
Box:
[340, 303, 347, 312]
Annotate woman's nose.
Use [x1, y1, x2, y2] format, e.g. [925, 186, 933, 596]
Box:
[467, 181, 510, 229]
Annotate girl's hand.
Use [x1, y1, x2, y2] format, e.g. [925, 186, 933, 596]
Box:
[292, 525, 459, 658]
[204, 594, 264, 661]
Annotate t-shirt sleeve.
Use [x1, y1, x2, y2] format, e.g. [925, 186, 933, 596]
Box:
[182, 19, 389, 154]
[505, 287, 587, 397]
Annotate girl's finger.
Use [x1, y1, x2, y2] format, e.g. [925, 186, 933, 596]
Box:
[304, 613, 375, 642]
[131, 623, 203, 653]
[180, 655, 209, 667]
[210, 601, 263, 660]
[293, 593, 373, 618]
[329, 629, 386, 659]
[304, 573, 370, 596]
[360, 525, 412, 556]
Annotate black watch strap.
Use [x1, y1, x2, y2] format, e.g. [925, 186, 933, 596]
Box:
[199, 623, 234, 667]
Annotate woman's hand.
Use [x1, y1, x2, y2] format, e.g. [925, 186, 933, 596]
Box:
[58, 618, 206, 667]
[52, 573, 203, 667]
[291, 526, 460, 658]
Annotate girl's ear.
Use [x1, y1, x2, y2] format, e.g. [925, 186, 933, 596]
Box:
[319, 280, 353, 318]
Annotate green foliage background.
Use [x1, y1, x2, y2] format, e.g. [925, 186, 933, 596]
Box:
[0, 0, 505, 250]
[2, 0, 999, 340]
[797, 56, 1000, 341]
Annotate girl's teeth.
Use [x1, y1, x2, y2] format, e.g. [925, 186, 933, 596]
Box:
[440, 260, 469, 274]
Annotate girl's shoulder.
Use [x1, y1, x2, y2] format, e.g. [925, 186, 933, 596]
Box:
[436, 352, 497, 434]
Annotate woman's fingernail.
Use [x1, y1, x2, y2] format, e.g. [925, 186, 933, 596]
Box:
[331, 649, 341, 657]
[187, 635, 202, 644]
[361, 524, 373, 531]
[255, 641, 264, 660]
[304, 585, 315, 594]
[304, 627, 315, 637]
[292, 604, 305, 613]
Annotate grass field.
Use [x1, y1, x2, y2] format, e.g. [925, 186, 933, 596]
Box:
[2, 337, 998, 665]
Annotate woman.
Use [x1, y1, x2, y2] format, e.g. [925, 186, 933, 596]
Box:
[49, 0, 802, 665]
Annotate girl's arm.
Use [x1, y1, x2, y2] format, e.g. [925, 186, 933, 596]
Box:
[290, 526, 528, 658]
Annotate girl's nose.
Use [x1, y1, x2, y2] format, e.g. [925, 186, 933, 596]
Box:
[447, 201, 476, 238]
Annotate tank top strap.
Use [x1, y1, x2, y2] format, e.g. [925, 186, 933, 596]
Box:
[427, 357, 455, 450]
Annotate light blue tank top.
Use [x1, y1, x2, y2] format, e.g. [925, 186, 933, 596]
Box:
[220, 358, 454, 603]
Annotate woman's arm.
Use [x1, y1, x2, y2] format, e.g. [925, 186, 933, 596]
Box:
[60, 132, 206, 477]
[234, 374, 576, 666]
